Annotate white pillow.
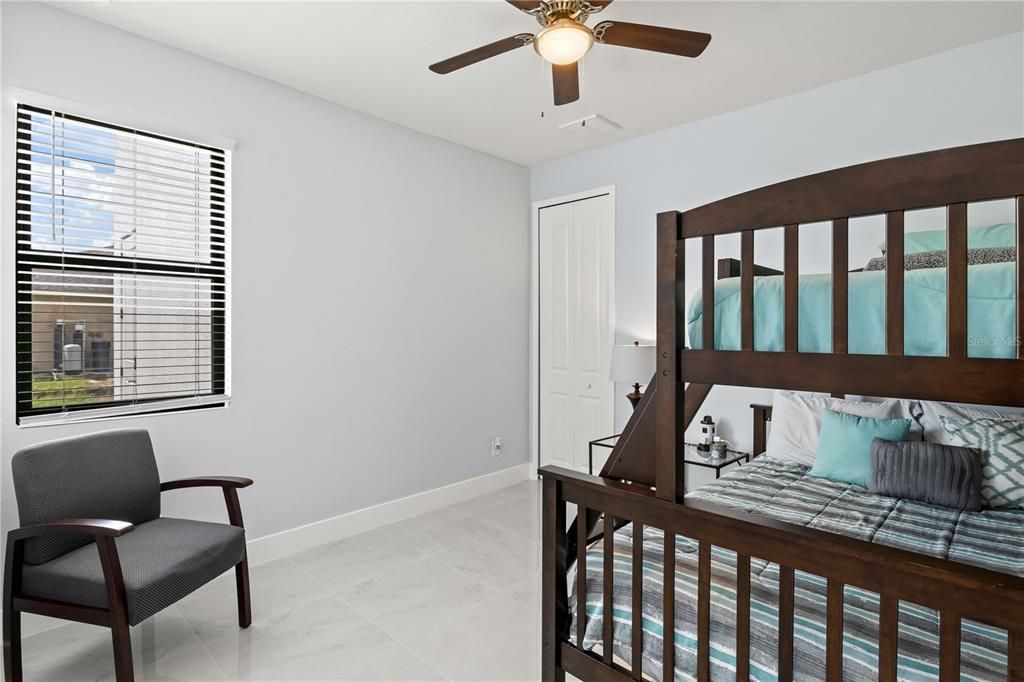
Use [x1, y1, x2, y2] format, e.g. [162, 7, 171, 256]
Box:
[917, 401, 1023, 444]
[765, 390, 899, 466]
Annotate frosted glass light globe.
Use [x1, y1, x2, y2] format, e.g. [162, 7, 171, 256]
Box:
[534, 19, 594, 65]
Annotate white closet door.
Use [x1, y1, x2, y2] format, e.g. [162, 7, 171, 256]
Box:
[539, 194, 614, 471]
[539, 202, 575, 470]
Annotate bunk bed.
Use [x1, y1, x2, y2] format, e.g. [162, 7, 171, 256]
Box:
[538, 138, 1024, 682]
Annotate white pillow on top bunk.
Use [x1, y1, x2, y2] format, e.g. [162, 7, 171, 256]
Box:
[765, 390, 899, 466]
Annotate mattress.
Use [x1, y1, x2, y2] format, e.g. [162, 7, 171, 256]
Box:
[682, 261, 1017, 358]
[570, 457, 1024, 681]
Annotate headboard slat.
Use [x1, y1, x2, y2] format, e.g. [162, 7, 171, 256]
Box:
[947, 203, 968, 359]
[784, 225, 799, 352]
[702, 235, 715, 350]
[831, 219, 849, 354]
[741, 230, 755, 351]
[885, 211, 905, 355]
[1017, 196, 1023, 361]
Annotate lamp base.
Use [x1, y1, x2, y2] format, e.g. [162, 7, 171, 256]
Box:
[626, 383, 643, 410]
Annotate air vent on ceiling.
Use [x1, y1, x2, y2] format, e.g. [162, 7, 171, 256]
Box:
[559, 114, 622, 139]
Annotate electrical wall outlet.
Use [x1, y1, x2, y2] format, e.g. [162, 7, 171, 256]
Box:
[491, 436, 502, 457]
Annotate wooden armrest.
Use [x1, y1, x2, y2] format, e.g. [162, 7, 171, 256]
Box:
[160, 477, 252, 529]
[9, 519, 134, 542]
[160, 476, 253, 492]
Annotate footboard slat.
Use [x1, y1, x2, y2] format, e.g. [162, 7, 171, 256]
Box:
[663, 530, 676, 678]
[939, 612, 961, 682]
[578, 506, 588, 649]
[697, 542, 711, 682]
[826, 580, 844, 681]
[603, 515, 615, 665]
[541, 477, 567, 682]
[631, 521, 644, 680]
[778, 566, 795, 682]
[1010, 629, 1023, 681]
[878, 595, 899, 682]
[735, 554, 751, 682]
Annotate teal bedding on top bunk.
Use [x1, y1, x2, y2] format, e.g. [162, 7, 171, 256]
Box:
[684, 261, 1018, 358]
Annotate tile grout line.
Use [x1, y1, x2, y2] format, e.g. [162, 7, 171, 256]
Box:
[285, 557, 453, 682]
[172, 602, 233, 681]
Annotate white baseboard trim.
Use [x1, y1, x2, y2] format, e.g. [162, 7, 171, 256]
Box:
[246, 461, 533, 566]
[12, 462, 533, 639]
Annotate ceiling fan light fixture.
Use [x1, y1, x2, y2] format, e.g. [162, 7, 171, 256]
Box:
[534, 18, 594, 65]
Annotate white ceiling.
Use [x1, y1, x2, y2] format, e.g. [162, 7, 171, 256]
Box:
[53, 1, 1023, 166]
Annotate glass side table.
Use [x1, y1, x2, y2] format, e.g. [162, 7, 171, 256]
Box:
[588, 434, 620, 475]
[587, 435, 751, 478]
[682, 442, 751, 479]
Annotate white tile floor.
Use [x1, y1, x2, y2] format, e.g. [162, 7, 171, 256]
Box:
[12, 480, 563, 682]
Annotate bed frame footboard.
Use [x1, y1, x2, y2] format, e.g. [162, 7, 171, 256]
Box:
[540, 466, 1024, 682]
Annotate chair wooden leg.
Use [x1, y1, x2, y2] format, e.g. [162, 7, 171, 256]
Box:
[110, 618, 134, 682]
[2, 606, 22, 682]
[236, 557, 252, 628]
[4, 536, 23, 682]
[95, 536, 133, 681]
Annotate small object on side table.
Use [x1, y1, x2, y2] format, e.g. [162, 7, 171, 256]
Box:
[709, 438, 729, 459]
[698, 415, 716, 453]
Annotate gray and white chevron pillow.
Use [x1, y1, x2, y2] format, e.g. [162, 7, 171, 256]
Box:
[940, 415, 1024, 509]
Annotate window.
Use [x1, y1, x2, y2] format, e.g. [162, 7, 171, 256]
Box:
[15, 103, 229, 425]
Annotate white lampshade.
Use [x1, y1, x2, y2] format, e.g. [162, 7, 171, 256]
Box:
[609, 342, 656, 384]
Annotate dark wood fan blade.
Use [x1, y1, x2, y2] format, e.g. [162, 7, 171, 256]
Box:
[429, 34, 534, 74]
[505, 0, 545, 10]
[506, 0, 612, 12]
[552, 62, 580, 106]
[594, 20, 711, 57]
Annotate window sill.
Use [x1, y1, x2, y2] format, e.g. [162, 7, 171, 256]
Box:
[17, 398, 230, 429]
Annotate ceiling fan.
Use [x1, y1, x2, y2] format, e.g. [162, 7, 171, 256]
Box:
[428, 0, 711, 106]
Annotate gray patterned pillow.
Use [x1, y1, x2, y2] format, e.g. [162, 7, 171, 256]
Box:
[864, 246, 1017, 272]
[940, 415, 1024, 509]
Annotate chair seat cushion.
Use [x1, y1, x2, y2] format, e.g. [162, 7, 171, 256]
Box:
[20, 517, 245, 625]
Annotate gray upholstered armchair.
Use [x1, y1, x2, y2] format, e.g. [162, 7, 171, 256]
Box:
[2, 429, 252, 682]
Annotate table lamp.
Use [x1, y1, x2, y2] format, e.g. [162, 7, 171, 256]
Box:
[609, 341, 656, 410]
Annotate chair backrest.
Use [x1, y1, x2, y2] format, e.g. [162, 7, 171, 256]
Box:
[12, 429, 161, 564]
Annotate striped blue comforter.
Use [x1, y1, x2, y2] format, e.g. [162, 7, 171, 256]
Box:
[570, 457, 1024, 681]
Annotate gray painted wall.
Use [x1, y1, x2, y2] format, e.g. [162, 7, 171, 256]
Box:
[1, 3, 531, 543]
[531, 31, 1024, 458]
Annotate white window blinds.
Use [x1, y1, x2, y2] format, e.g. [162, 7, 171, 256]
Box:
[15, 103, 230, 425]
